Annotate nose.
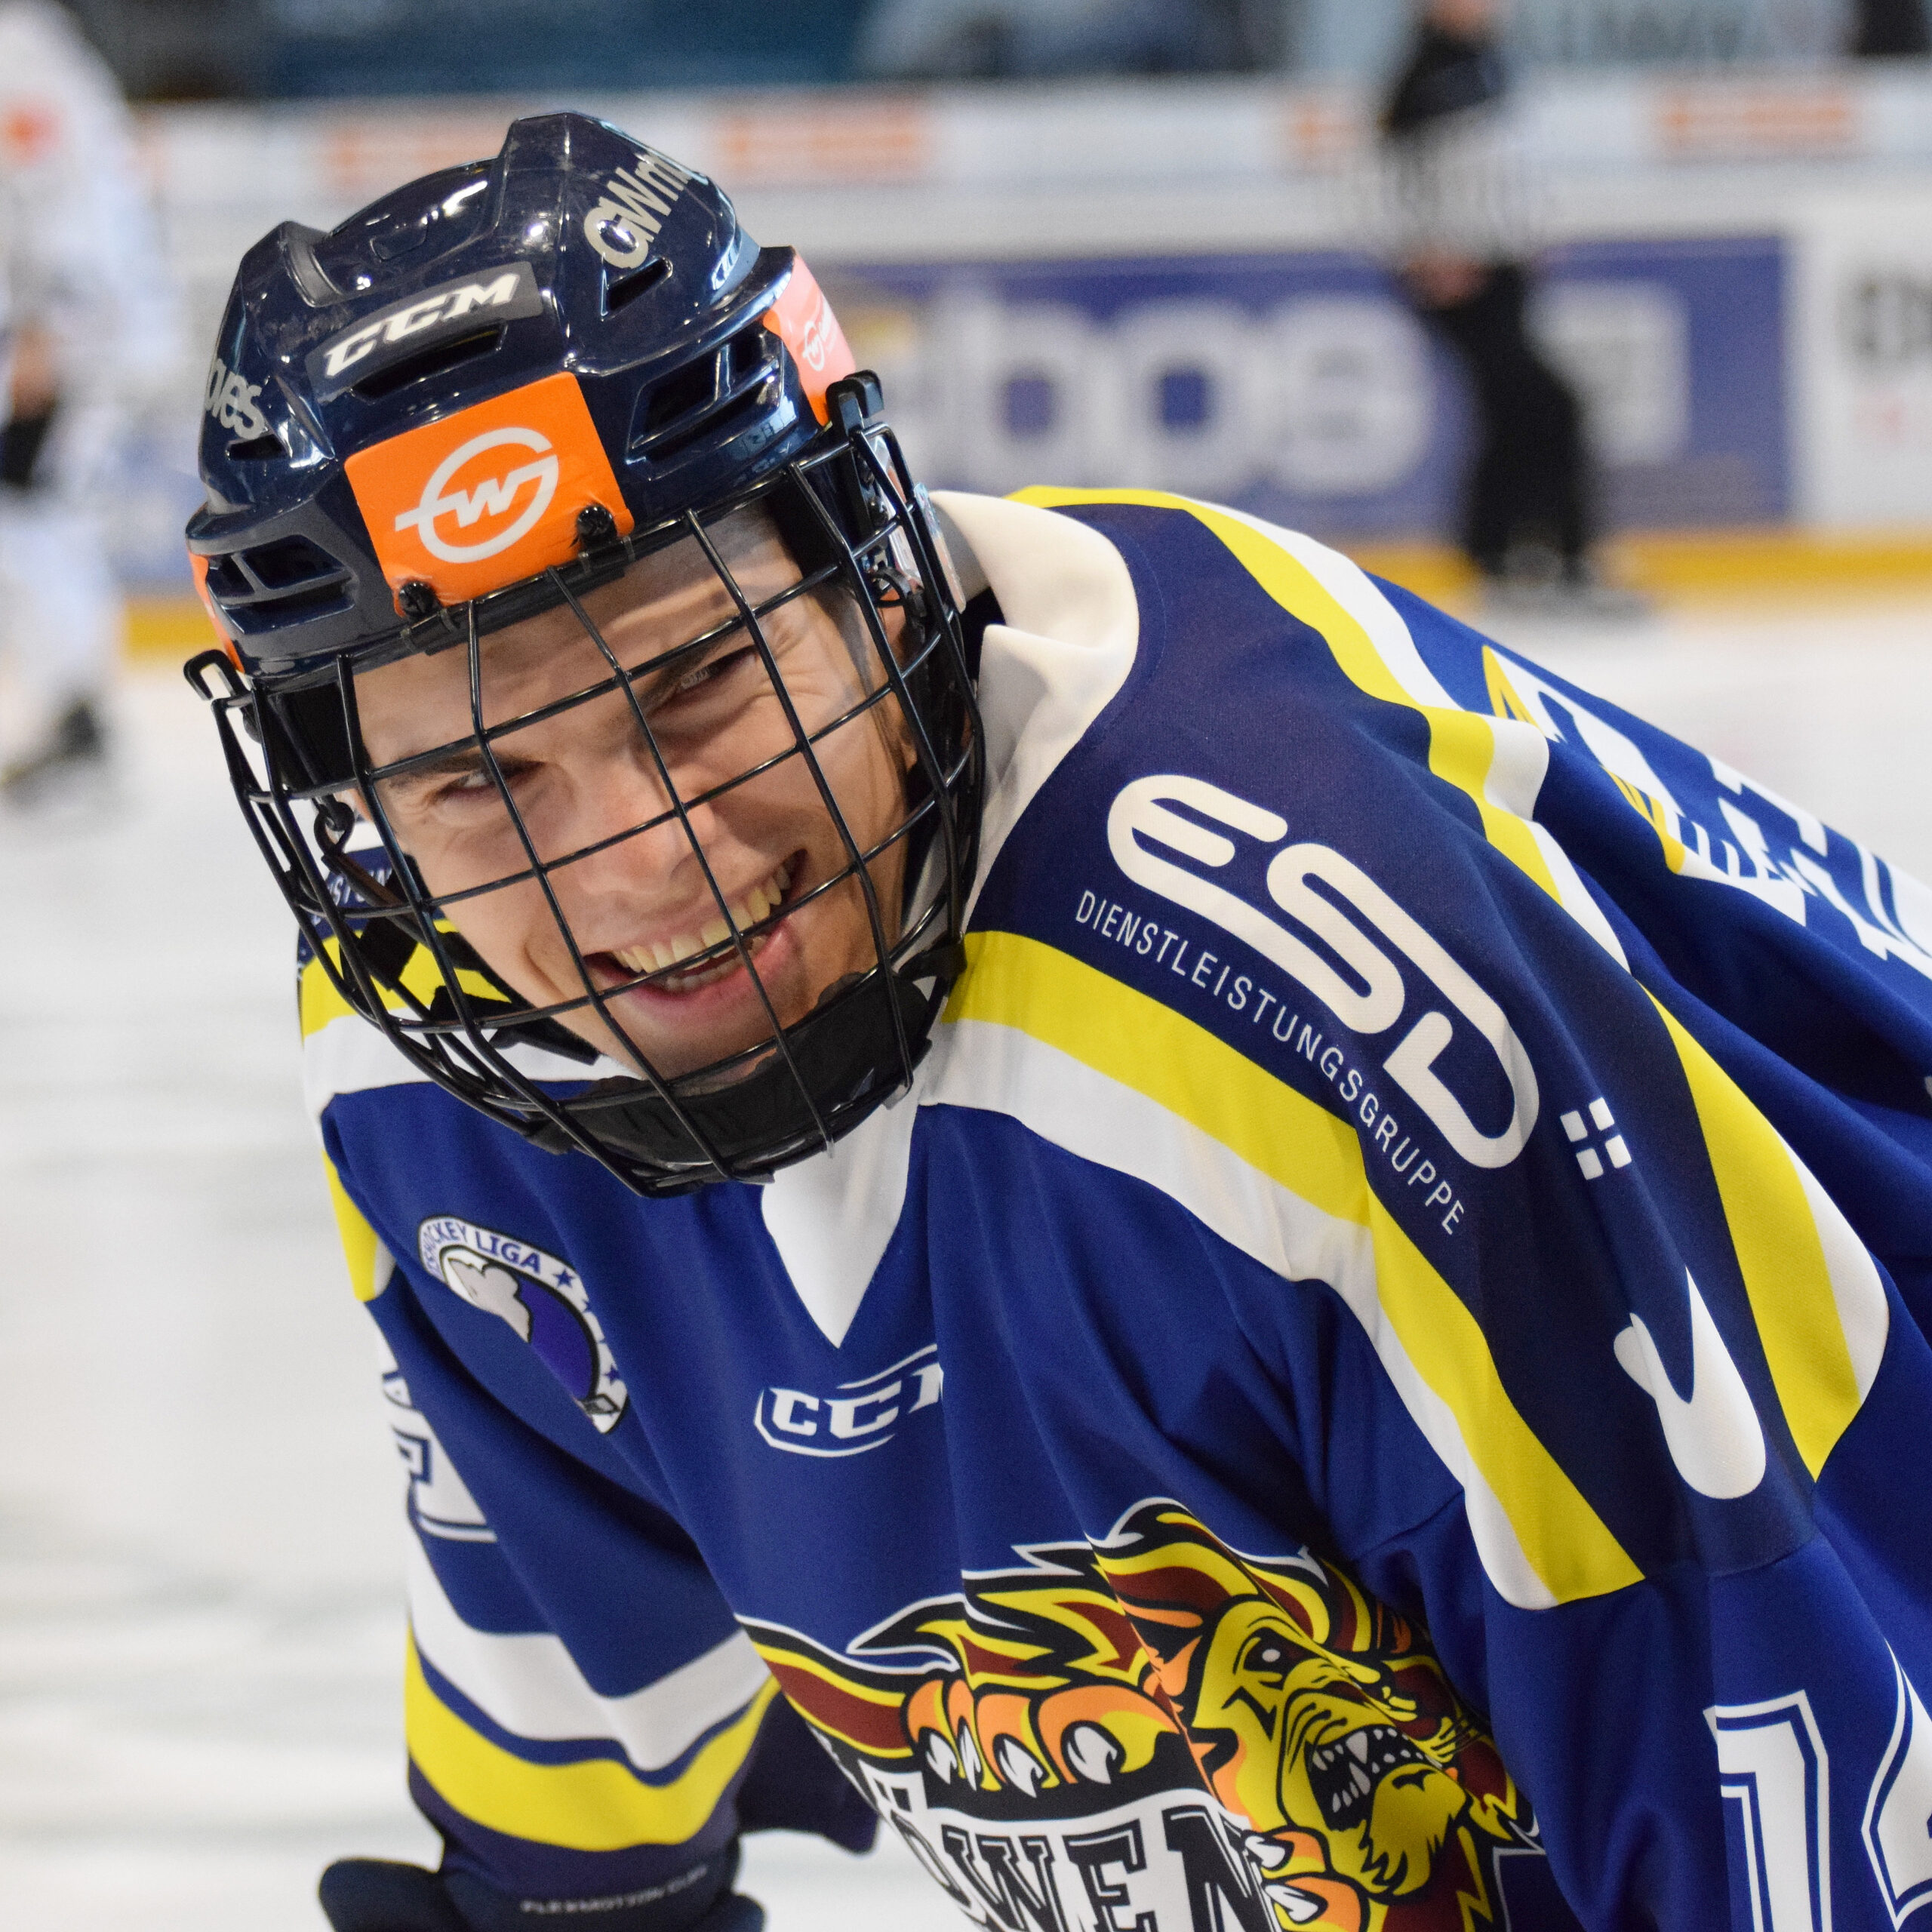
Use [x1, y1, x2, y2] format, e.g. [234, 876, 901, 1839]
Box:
[541, 729, 721, 928]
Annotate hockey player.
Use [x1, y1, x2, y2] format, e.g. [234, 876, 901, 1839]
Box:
[189, 115, 1932, 1932]
[0, 0, 179, 802]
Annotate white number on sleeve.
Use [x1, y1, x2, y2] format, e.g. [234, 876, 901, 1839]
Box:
[1863, 1652, 1932, 1927]
[1707, 1693, 1832, 1932]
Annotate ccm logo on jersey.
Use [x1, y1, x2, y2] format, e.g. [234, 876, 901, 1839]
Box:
[1107, 774, 1538, 1170]
[346, 370, 634, 604]
[306, 261, 544, 399]
[756, 1344, 943, 1457]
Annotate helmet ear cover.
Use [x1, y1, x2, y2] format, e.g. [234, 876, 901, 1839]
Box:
[192, 405, 983, 1196]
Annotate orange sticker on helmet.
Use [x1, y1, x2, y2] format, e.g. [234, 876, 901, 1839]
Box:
[188, 551, 232, 645]
[764, 255, 856, 425]
[345, 371, 634, 608]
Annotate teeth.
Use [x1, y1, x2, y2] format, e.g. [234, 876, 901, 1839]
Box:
[611, 859, 794, 985]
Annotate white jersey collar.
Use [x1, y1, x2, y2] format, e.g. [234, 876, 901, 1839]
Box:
[758, 491, 1140, 1346]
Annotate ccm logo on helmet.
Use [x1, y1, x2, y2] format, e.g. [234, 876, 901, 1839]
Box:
[395, 425, 558, 565]
[1108, 774, 1539, 1170]
[345, 370, 633, 604]
[306, 261, 544, 399]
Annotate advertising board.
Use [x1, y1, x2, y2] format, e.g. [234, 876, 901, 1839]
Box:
[831, 234, 1786, 543]
[1792, 192, 1932, 528]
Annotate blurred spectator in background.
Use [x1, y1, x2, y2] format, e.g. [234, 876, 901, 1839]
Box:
[0, 0, 178, 804]
[1380, 0, 1633, 613]
[860, 0, 1287, 79]
[1847, 0, 1930, 55]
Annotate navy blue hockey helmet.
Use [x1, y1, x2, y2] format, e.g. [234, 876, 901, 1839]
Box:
[186, 112, 981, 1194]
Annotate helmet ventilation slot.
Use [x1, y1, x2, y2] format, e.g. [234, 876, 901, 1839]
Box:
[350, 325, 506, 402]
[205, 534, 354, 632]
[629, 325, 780, 463]
[602, 256, 671, 315]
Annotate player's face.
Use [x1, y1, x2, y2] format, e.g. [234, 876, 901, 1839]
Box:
[351, 509, 915, 1081]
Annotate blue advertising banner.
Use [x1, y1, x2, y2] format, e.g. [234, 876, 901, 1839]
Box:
[829, 233, 1786, 541]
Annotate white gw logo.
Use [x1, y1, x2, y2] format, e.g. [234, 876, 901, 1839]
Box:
[394, 425, 559, 564]
[756, 1343, 943, 1458]
[1109, 774, 1539, 1168]
[792, 283, 835, 372]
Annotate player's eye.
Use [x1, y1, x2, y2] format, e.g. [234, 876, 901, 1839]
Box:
[428, 757, 529, 808]
[670, 645, 758, 697]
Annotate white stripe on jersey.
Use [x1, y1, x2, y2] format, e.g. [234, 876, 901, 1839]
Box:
[928, 1008, 1558, 1611]
[408, 1533, 774, 1776]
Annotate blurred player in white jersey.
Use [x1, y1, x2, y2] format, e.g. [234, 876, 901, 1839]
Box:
[0, 0, 177, 804]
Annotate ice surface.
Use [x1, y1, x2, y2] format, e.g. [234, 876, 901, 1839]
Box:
[2, 587, 1928, 1927]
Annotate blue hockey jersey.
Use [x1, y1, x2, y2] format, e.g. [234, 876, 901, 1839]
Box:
[309, 488, 1932, 1932]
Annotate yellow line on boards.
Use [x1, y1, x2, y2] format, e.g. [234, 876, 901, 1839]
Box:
[115, 524, 1932, 663]
[1346, 528, 1932, 605]
[125, 593, 221, 660]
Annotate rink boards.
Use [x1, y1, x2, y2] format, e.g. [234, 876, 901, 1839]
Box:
[112, 74, 1932, 586]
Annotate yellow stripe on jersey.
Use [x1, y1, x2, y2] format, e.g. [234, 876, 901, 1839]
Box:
[1009, 488, 1572, 922]
[1485, 645, 1694, 876]
[747, 1635, 918, 1761]
[1650, 996, 1866, 1477]
[405, 1635, 780, 1852]
[300, 931, 508, 1041]
[323, 1152, 389, 1303]
[949, 929, 1642, 1605]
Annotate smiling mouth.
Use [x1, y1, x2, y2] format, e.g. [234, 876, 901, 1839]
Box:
[1304, 1725, 1428, 1833]
[605, 855, 800, 995]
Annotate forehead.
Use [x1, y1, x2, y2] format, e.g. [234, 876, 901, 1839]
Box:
[352, 506, 798, 760]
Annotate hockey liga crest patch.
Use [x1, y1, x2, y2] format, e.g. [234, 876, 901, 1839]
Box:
[418, 1216, 629, 1432]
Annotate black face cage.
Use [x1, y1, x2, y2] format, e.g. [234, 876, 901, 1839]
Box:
[188, 419, 984, 1195]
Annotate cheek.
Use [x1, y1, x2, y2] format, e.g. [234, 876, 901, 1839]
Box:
[811, 706, 912, 832]
[443, 878, 568, 988]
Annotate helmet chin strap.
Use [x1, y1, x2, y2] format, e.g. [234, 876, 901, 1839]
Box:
[530, 963, 940, 1189]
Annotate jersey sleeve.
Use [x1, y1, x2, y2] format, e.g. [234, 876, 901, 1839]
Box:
[1262, 548, 1932, 1928]
[318, 1152, 873, 1910]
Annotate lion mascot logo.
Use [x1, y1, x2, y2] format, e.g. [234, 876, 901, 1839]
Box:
[749, 1502, 1537, 1932]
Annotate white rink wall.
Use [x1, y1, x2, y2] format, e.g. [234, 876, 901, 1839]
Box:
[121, 65, 1932, 591]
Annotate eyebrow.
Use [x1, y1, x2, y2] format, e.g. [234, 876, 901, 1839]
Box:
[374, 746, 494, 792]
[372, 604, 781, 780]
